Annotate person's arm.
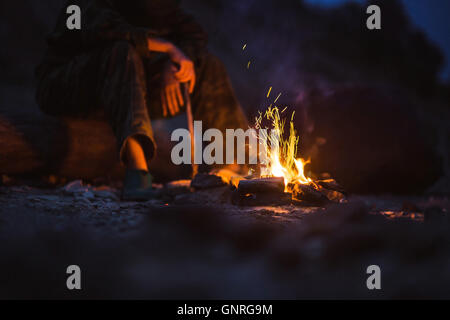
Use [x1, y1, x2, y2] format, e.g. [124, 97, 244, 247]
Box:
[75, 0, 162, 57]
[81, 0, 198, 62]
[82, 0, 196, 114]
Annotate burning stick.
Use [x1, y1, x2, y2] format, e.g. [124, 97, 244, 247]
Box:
[316, 179, 347, 195]
[183, 84, 198, 178]
[291, 183, 330, 205]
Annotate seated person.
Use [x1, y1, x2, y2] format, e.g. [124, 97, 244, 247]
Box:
[36, 0, 248, 200]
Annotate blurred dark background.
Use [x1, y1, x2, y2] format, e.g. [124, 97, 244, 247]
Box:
[0, 0, 450, 300]
[0, 0, 449, 194]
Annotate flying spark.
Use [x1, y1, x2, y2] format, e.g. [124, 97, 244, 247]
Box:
[274, 93, 282, 103]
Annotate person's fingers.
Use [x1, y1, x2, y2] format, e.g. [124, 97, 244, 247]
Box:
[175, 71, 188, 82]
[166, 87, 175, 116]
[161, 90, 168, 117]
[175, 63, 187, 79]
[178, 71, 195, 91]
[185, 70, 194, 83]
[176, 69, 194, 83]
[169, 86, 178, 116]
[189, 72, 196, 94]
[174, 72, 184, 82]
[177, 62, 193, 80]
[167, 89, 173, 116]
[175, 84, 184, 107]
[170, 86, 179, 115]
[173, 65, 186, 81]
[185, 67, 194, 80]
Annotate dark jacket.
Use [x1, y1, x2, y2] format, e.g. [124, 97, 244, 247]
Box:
[37, 0, 208, 74]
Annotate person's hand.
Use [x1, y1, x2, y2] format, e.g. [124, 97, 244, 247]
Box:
[147, 38, 196, 93]
[161, 61, 184, 117]
[168, 46, 196, 93]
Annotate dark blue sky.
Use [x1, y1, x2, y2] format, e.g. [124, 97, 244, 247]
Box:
[305, 0, 450, 81]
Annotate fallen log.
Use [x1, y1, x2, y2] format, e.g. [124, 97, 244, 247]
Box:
[0, 106, 123, 180]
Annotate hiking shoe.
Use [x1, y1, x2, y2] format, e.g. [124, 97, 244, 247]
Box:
[122, 169, 158, 201]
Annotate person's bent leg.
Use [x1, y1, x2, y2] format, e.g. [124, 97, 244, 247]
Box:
[98, 41, 155, 165]
[125, 135, 149, 171]
[36, 41, 158, 200]
[97, 41, 158, 200]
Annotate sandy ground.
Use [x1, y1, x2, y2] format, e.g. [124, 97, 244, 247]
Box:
[0, 180, 449, 299]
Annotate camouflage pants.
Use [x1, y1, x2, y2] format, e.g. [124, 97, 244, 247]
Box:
[36, 41, 248, 164]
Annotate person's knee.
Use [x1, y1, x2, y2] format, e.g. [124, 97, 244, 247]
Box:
[108, 41, 143, 68]
[198, 52, 225, 71]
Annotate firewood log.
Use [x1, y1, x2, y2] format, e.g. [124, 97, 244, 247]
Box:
[317, 179, 347, 195]
[0, 109, 123, 180]
[212, 169, 245, 189]
[237, 177, 285, 195]
[292, 183, 330, 205]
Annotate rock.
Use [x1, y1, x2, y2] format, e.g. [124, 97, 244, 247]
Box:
[102, 202, 119, 211]
[163, 180, 192, 197]
[119, 202, 140, 209]
[93, 190, 119, 200]
[174, 193, 198, 205]
[63, 180, 88, 194]
[26, 195, 41, 202]
[35, 195, 60, 201]
[76, 197, 92, 206]
[305, 87, 443, 194]
[190, 173, 227, 190]
[81, 191, 95, 200]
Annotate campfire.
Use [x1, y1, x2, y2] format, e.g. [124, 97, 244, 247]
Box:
[188, 105, 346, 207]
[234, 106, 346, 206]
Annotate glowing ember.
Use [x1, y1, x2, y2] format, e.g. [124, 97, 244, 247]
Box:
[255, 106, 312, 191]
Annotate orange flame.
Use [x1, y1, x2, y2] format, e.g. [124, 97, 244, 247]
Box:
[255, 106, 312, 191]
